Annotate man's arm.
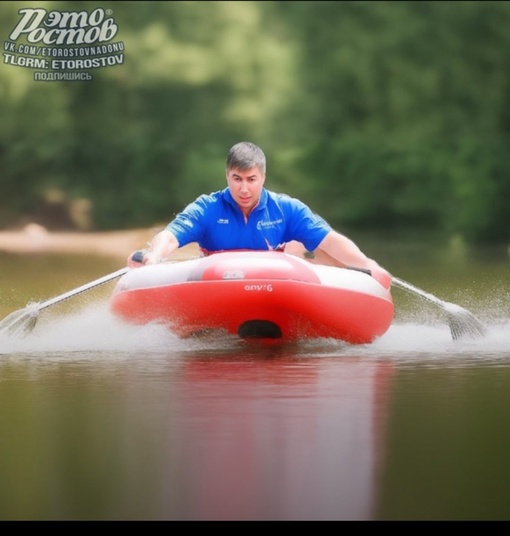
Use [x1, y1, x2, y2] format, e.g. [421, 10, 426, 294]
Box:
[127, 229, 180, 266]
[285, 231, 392, 289]
[317, 231, 392, 288]
[316, 231, 373, 269]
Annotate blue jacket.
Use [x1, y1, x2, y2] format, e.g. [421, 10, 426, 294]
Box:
[166, 188, 331, 253]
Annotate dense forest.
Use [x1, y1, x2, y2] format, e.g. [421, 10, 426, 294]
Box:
[1, 1, 510, 244]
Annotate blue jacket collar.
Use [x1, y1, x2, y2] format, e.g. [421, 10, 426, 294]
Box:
[223, 187, 268, 213]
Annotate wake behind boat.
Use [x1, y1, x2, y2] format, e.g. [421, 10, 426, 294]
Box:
[109, 250, 394, 343]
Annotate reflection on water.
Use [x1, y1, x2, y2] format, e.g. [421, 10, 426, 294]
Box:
[0, 308, 393, 520]
[0, 303, 509, 519]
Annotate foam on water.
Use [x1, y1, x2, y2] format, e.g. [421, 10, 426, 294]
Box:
[0, 299, 509, 366]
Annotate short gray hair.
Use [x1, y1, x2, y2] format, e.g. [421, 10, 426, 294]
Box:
[226, 141, 266, 174]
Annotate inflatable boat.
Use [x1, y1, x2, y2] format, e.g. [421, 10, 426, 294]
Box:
[109, 251, 394, 344]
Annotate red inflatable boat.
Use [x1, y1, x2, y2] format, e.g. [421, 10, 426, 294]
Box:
[109, 250, 394, 344]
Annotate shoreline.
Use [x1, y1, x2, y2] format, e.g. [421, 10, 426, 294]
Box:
[0, 223, 199, 261]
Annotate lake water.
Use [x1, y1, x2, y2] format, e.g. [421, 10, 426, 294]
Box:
[0, 238, 509, 520]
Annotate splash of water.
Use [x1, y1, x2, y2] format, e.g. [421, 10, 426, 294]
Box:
[0, 299, 508, 365]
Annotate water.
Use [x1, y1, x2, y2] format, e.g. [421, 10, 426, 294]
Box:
[0, 244, 509, 520]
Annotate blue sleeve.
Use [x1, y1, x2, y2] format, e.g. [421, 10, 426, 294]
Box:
[165, 194, 212, 246]
[281, 195, 332, 251]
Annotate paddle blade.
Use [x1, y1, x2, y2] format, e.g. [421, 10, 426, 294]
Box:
[392, 277, 487, 342]
[443, 303, 487, 341]
[0, 303, 40, 338]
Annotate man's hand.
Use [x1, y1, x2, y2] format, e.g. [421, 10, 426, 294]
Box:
[370, 265, 392, 290]
[127, 249, 167, 267]
[127, 250, 146, 268]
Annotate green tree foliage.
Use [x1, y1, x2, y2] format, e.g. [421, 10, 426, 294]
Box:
[0, 1, 509, 243]
[272, 1, 510, 242]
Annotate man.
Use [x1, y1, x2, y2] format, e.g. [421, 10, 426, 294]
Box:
[128, 141, 391, 288]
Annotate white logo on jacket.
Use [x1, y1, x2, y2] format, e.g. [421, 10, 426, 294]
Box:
[256, 219, 283, 230]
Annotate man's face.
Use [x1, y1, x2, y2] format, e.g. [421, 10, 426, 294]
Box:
[226, 166, 265, 216]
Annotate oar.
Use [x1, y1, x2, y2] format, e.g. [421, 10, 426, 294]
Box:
[0, 267, 129, 338]
[391, 276, 487, 341]
[345, 266, 486, 341]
